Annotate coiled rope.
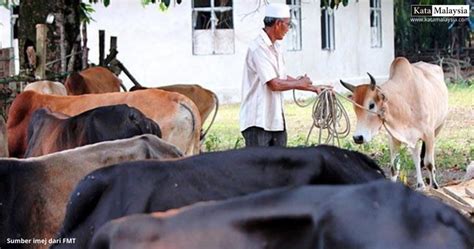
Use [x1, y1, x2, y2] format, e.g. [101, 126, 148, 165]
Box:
[292, 89, 351, 146]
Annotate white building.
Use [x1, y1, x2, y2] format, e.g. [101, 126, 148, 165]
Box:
[0, 0, 394, 103]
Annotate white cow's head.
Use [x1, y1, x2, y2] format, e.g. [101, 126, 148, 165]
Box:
[340, 73, 387, 144]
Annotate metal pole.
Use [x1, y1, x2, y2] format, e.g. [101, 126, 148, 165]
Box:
[99, 30, 105, 66]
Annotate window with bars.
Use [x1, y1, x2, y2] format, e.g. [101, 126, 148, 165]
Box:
[285, 0, 302, 51]
[370, 0, 382, 48]
[192, 0, 234, 55]
[321, 7, 335, 51]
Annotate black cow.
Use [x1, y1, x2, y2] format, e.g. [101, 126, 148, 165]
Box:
[53, 145, 386, 248]
[90, 180, 474, 249]
[25, 104, 162, 157]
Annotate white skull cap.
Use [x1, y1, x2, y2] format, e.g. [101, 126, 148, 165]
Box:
[265, 3, 290, 18]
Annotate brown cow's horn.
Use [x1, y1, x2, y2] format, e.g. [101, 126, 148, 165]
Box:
[340, 80, 355, 93]
[367, 72, 376, 90]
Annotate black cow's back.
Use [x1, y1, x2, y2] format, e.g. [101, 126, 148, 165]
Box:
[89, 181, 474, 249]
[25, 104, 162, 157]
[82, 104, 162, 143]
[312, 181, 474, 249]
[54, 145, 385, 248]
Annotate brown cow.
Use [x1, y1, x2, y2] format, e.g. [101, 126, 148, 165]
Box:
[23, 81, 67, 96]
[0, 134, 182, 249]
[130, 84, 218, 138]
[7, 89, 201, 157]
[65, 66, 122, 95]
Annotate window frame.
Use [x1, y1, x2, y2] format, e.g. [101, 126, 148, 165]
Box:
[321, 7, 335, 51]
[370, 0, 382, 48]
[192, 0, 235, 55]
[286, 0, 302, 51]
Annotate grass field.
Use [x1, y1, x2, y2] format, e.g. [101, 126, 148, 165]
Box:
[203, 84, 473, 182]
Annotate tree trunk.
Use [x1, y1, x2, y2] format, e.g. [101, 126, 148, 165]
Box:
[18, 0, 82, 79]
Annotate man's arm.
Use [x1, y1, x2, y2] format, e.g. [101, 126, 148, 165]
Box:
[267, 75, 323, 93]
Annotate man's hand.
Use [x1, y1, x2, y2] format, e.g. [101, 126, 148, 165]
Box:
[296, 74, 313, 88]
[276, 75, 332, 94]
[309, 84, 333, 95]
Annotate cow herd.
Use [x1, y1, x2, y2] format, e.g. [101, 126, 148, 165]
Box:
[0, 61, 472, 249]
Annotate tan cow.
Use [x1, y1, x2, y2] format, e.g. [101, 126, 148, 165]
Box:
[65, 66, 122, 95]
[340, 57, 449, 189]
[130, 84, 219, 138]
[24, 80, 67, 95]
[7, 89, 201, 157]
[0, 134, 182, 249]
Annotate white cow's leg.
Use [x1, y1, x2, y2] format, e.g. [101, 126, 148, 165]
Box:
[409, 143, 425, 190]
[388, 136, 401, 182]
[423, 136, 439, 189]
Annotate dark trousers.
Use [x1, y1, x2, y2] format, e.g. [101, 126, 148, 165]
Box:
[241, 126, 287, 147]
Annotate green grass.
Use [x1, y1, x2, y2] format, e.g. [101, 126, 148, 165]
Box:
[203, 85, 473, 173]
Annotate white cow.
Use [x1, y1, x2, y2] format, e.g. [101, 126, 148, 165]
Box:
[340, 57, 449, 189]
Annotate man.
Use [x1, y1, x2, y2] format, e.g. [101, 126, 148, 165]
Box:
[240, 3, 327, 147]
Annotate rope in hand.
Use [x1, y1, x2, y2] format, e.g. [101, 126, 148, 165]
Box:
[292, 89, 351, 146]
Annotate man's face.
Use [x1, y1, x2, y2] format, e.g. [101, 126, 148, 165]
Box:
[275, 18, 291, 40]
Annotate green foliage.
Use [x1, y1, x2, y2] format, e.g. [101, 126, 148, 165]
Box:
[141, 0, 155, 6]
[89, 0, 110, 7]
[86, 0, 180, 10]
[233, 137, 244, 149]
[159, 2, 168, 11]
[288, 134, 307, 147]
[447, 78, 474, 87]
[321, 0, 351, 9]
[138, 0, 173, 8]
[80, 2, 95, 24]
[0, 0, 18, 9]
[139, 0, 351, 10]
[203, 133, 222, 152]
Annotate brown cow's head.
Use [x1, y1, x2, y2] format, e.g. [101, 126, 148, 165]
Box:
[340, 73, 386, 144]
[64, 72, 86, 95]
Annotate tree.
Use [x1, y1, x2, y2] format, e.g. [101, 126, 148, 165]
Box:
[14, 0, 81, 78]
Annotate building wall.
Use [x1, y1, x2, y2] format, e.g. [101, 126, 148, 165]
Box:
[0, 8, 11, 49]
[0, 7, 20, 75]
[1, 1, 393, 102]
[286, 0, 394, 93]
